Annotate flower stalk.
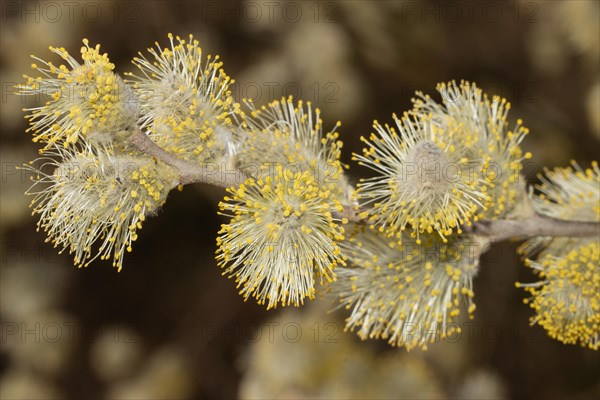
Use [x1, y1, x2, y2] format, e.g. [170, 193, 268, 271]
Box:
[127, 128, 247, 188]
[18, 36, 599, 351]
[129, 126, 600, 240]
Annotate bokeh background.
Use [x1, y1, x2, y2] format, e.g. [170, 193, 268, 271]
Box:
[1, 0, 599, 399]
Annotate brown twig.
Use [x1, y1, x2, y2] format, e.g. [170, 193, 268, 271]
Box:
[129, 129, 599, 241]
[465, 213, 600, 242]
[128, 129, 247, 187]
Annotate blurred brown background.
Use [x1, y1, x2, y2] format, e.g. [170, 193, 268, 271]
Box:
[1, 0, 599, 399]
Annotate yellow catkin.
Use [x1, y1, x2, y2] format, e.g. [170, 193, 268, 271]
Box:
[19, 39, 136, 149]
[521, 241, 600, 350]
[334, 224, 479, 351]
[216, 166, 347, 309]
[126, 33, 236, 164]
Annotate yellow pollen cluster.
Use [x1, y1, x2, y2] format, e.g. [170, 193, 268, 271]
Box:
[127, 33, 236, 164]
[216, 166, 346, 309]
[26, 146, 178, 271]
[354, 113, 489, 243]
[336, 226, 478, 350]
[355, 81, 532, 242]
[20, 39, 134, 149]
[417, 81, 532, 221]
[519, 241, 600, 350]
[237, 96, 348, 198]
